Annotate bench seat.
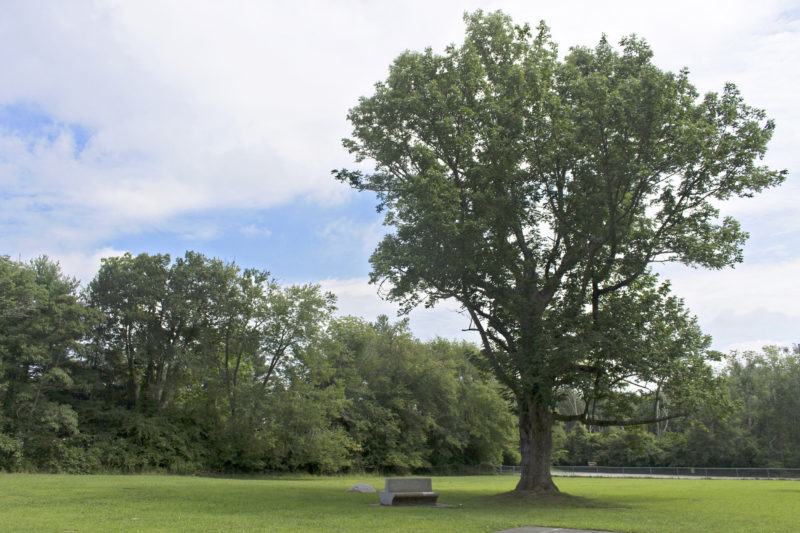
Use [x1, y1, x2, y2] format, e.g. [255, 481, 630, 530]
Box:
[379, 478, 439, 506]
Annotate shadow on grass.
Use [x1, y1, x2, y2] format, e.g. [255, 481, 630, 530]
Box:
[479, 490, 627, 510]
[194, 472, 333, 482]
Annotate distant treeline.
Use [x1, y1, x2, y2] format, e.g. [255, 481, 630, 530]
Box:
[1, 253, 798, 473]
[553, 342, 800, 469]
[0, 253, 517, 473]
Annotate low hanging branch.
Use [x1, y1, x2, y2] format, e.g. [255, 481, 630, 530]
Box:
[553, 410, 687, 427]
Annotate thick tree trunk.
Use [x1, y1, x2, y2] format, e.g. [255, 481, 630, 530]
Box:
[515, 396, 559, 493]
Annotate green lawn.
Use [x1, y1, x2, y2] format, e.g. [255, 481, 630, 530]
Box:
[0, 474, 797, 532]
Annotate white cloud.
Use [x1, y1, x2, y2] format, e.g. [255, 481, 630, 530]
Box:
[1, 0, 797, 350]
[722, 339, 796, 354]
[656, 257, 800, 351]
[3, 1, 796, 231]
[318, 218, 387, 254]
[318, 276, 476, 342]
[241, 224, 272, 237]
[1, 1, 376, 255]
[52, 247, 129, 287]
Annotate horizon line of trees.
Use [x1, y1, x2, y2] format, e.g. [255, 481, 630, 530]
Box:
[1, 252, 798, 473]
[553, 344, 800, 469]
[0, 252, 518, 473]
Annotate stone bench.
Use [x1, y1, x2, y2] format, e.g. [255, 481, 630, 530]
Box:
[379, 477, 439, 506]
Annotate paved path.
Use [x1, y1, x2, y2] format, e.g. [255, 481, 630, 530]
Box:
[496, 526, 613, 533]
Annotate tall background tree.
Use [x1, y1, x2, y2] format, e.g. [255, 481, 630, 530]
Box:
[336, 10, 785, 493]
[0, 256, 91, 470]
[84, 252, 343, 472]
[318, 315, 518, 472]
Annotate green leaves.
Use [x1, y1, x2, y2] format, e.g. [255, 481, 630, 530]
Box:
[321, 316, 516, 471]
[339, 8, 784, 386]
[0, 256, 91, 469]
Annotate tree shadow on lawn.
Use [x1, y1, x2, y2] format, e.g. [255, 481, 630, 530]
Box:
[477, 490, 629, 510]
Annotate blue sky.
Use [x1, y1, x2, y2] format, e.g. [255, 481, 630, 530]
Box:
[94, 195, 384, 283]
[1, 0, 797, 351]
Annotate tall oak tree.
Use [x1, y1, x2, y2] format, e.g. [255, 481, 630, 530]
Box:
[335, 11, 785, 492]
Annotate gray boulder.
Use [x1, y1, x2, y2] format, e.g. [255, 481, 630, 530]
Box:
[347, 483, 377, 493]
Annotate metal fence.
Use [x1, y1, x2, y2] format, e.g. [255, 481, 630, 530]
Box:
[499, 465, 800, 479]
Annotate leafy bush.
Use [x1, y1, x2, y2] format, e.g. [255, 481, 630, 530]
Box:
[0, 433, 23, 472]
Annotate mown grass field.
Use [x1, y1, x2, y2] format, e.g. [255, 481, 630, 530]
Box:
[0, 473, 797, 532]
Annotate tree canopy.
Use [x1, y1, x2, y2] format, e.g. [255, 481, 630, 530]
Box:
[0, 253, 518, 474]
[336, 10, 785, 492]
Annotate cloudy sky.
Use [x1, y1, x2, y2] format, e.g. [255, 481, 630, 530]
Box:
[2, 0, 797, 352]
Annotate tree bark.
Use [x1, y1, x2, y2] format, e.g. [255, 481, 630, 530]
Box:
[515, 396, 559, 493]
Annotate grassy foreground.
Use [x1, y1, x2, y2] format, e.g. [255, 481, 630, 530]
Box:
[0, 474, 797, 532]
